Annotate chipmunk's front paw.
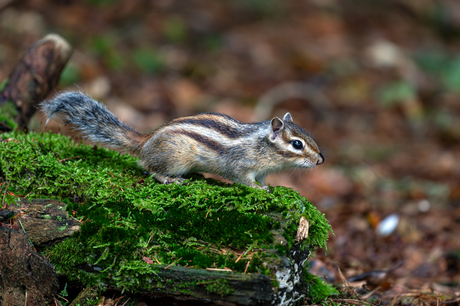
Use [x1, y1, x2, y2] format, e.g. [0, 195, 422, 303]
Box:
[261, 186, 271, 193]
[166, 177, 188, 185]
[251, 183, 271, 193]
[154, 174, 188, 185]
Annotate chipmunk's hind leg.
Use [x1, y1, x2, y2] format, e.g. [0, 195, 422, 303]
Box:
[140, 134, 194, 185]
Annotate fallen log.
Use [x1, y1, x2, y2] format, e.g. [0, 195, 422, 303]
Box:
[4, 197, 316, 305]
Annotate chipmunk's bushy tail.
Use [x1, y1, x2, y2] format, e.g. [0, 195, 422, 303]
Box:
[41, 92, 146, 153]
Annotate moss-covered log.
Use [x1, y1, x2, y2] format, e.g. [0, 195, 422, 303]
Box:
[5, 198, 312, 304]
[0, 131, 334, 305]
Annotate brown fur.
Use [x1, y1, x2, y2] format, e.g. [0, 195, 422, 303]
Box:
[42, 92, 324, 189]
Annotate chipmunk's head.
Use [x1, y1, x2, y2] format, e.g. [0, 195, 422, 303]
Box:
[268, 112, 324, 169]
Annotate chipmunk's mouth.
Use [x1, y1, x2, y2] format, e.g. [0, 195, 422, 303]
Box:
[300, 159, 315, 168]
[300, 153, 324, 168]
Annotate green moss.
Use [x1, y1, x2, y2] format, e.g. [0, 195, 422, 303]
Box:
[0, 100, 18, 129]
[204, 279, 234, 297]
[0, 78, 7, 91]
[305, 272, 339, 303]
[0, 131, 141, 203]
[0, 130, 333, 296]
[68, 286, 101, 306]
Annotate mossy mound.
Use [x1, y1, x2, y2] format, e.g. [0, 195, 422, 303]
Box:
[0, 131, 333, 301]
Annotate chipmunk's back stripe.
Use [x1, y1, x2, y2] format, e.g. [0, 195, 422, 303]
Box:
[201, 113, 240, 123]
[172, 130, 227, 153]
[172, 116, 247, 139]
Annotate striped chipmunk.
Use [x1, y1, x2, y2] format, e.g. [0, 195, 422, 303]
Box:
[41, 92, 324, 190]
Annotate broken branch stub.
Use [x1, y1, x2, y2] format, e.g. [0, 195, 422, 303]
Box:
[0, 33, 73, 130]
[296, 216, 309, 242]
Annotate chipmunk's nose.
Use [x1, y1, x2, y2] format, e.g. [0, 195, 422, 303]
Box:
[317, 153, 325, 165]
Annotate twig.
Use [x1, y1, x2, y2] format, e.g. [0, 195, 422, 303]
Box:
[18, 220, 34, 248]
[205, 206, 211, 219]
[361, 286, 381, 299]
[1, 178, 11, 208]
[53, 297, 64, 306]
[389, 293, 400, 306]
[111, 295, 125, 304]
[164, 257, 182, 269]
[0, 121, 12, 131]
[254, 81, 333, 121]
[13, 211, 27, 219]
[235, 252, 244, 263]
[147, 232, 154, 245]
[206, 268, 232, 272]
[337, 266, 350, 286]
[331, 299, 376, 306]
[244, 260, 250, 274]
[57, 295, 68, 302]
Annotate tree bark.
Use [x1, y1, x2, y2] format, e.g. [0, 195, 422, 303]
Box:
[0, 199, 79, 306]
[0, 227, 59, 305]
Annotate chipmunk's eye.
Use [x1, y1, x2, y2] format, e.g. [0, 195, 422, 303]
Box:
[292, 140, 303, 150]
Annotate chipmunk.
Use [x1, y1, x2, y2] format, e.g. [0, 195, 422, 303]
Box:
[41, 92, 324, 190]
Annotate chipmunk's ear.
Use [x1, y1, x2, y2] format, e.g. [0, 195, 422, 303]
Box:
[283, 112, 293, 123]
[270, 117, 284, 141]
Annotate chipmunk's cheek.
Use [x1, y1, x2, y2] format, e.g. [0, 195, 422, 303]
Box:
[292, 157, 306, 168]
[303, 160, 316, 168]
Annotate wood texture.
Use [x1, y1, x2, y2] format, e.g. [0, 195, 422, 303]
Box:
[0, 227, 59, 305]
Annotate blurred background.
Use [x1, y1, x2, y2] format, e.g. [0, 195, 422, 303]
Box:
[1, 0, 459, 302]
